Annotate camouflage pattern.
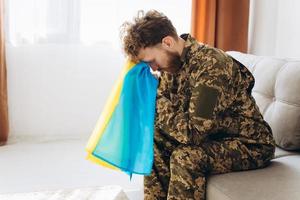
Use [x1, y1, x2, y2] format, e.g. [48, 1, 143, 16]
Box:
[144, 34, 276, 200]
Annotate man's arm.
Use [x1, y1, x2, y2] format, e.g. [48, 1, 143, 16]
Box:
[155, 55, 238, 145]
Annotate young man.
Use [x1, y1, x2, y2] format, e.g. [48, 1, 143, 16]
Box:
[120, 10, 275, 200]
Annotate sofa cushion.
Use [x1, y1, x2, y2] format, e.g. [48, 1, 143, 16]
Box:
[207, 155, 300, 200]
[227, 51, 300, 150]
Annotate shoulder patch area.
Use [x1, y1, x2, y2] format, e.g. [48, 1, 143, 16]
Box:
[193, 84, 220, 119]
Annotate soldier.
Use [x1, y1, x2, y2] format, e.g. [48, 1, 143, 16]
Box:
[120, 10, 275, 200]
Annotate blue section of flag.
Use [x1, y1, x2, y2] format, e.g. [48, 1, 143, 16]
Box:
[92, 62, 158, 179]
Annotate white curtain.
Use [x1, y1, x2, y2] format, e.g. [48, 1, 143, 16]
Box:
[5, 0, 80, 44]
[5, 0, 192, 47]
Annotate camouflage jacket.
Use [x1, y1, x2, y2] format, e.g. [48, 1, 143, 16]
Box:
[155, 34, 275, 147]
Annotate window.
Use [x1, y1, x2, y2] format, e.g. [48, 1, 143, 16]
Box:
[5, 0, 192, 46]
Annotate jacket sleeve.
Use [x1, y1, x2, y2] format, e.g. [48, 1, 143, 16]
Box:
[155, 54, 238, 145]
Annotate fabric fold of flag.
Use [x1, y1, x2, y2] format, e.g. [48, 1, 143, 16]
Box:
[85, 61, 158, 180]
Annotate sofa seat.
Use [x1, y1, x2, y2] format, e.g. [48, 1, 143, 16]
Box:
[207, 147, 300, 200]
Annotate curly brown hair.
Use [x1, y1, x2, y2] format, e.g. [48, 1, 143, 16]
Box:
[120, 10, 178, 62]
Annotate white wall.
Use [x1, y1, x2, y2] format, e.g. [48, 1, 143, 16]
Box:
[249, 0, 300, 59]
[6, 43, 124, 140]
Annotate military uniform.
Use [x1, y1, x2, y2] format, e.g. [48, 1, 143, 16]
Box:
[144, 34, 276, 200]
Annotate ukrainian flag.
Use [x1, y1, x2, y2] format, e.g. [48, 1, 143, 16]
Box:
[85, 61, 158, 180]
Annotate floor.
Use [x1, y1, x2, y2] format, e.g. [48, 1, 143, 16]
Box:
[0, 136, 143, 200]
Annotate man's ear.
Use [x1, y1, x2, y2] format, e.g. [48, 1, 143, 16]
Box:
[161, 36, 175, 49]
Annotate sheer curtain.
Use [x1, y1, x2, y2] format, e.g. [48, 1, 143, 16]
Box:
[5, 0, 80, 45]
[5, 0, 192, 47]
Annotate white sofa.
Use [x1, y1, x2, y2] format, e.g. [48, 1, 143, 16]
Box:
[207, 51, 300, 200]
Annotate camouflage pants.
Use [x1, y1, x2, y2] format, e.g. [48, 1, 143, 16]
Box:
[144, 129, 275, 200]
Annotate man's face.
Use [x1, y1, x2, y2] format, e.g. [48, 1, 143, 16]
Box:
[138, 45, 182, 74]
